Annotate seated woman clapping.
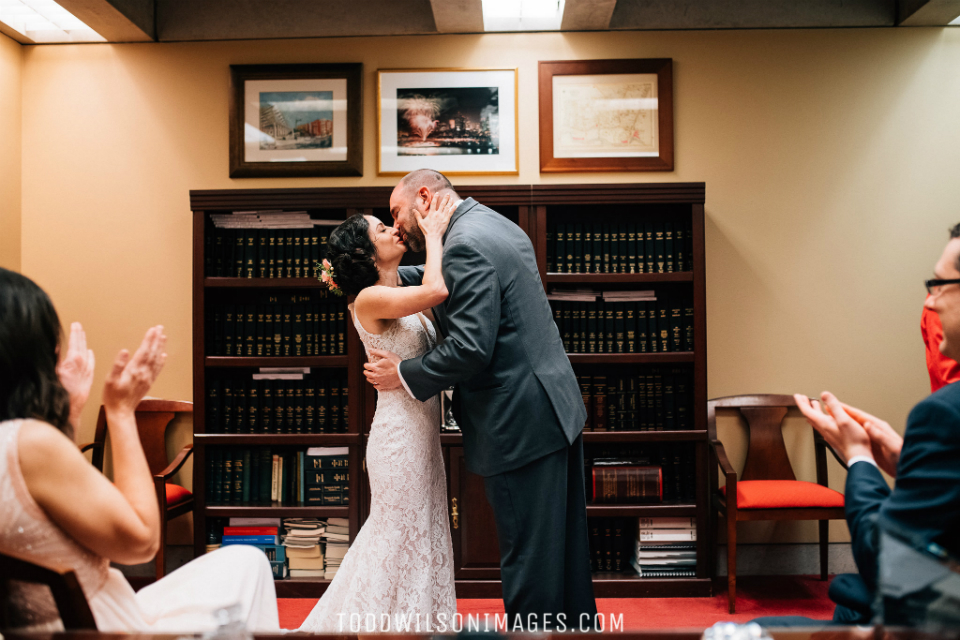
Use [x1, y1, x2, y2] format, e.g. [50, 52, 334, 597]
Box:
[0, 268, 279, 632]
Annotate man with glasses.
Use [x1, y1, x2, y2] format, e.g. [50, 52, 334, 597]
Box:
[756, 224, 960, 627]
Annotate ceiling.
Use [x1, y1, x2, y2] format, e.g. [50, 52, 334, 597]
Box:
[3, 0, 960, 45]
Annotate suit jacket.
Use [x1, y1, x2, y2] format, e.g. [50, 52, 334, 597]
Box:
[844, 381, 960, 594]
[398, 198, 585, 476]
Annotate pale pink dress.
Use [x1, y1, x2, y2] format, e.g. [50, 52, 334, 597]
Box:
[0, 419, 279, 632]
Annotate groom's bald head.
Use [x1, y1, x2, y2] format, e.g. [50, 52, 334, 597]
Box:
[396, 169, 454, 198]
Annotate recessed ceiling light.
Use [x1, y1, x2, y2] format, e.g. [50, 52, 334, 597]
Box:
[950, 14, 960, 25]
[0, 0, 104, 43]
[482, 0, 566, 32]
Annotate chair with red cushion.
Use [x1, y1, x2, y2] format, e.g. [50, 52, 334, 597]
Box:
[80, 399, 194, 580]
[709, 394, 847, 613]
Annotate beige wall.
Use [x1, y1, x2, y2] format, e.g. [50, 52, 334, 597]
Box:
[18, 28, 960, 544]
[0, 32, 21, 270]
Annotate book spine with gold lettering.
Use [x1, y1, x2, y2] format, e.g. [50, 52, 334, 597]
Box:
[579, 375, 593, 431]
[591, 466, 662, 504]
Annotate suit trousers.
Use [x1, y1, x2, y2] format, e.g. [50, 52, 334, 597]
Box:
[483, 433, 597, 630]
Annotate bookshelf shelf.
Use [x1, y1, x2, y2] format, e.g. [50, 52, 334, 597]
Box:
[585, 504, 697, 517]
[566, 353, 694, 365]
[204, 356, 349, 368]
[546, 272, 693, 284]
[276, 579, 332, 597]
[204, 505, 350, 517]
[195, 434, 361, 445]
[205, 277, 322, 288]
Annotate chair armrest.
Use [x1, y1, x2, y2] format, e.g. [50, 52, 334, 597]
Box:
[814, 432, 849, 472]
[711, 439, 738, 509]
[78, 442, 101, 453]
[155, 444, 193, 481]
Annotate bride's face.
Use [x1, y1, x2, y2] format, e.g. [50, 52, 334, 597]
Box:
[365, 215, 407, 265]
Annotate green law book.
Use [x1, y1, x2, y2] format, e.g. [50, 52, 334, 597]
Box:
[294, 382, 304, 434]
[281, 305, 293, 356]
[340, 379, 349, 433]
[210, 448, 223, 503]
[329, 380, 341, 432]
[267, 230, 278, 278]
[573, 224, 583, 274]
[638, 373, 649, 431]
[555, 223, 566, 273]
[284, 231, 295, 278]
[221, 379, 234, 434]
[655, 222, 666, 274]
[578, 303, 589, 354]
[685, 219, 693, 271]
[670, 297, 683, 352]
[637, 302, 648, 353]
[305, 385, 317, 433]
[653, 370, 664, 431]
[628, 222, 639, 274]
[564, 225, 574, 276]
[674, 221, 685, 272]
[257, 231, 269, 277]
[244, 306, 256, 357]
[570, 305, 581, 354]
[625, 305, 637, 353]
[627, 376, 638, 430]
[337, 307, 346, 355]
[317, 382, 328, 433]
[318, 303, 329, 355]
[606, 377, 619, 431]
[604, 304, 616, 354]
[602, 224, 612, 273]
[583, 228, 593, 274]
[616, 377, 627, 432]
[683, 295, 694, 352]
[304, 306, 314, 356]
[658, 300, 670, 352]
[223, 305, 236, 357]
[663, 371, 677, 431]
[231, 448, 244, 502]
[647, 301, 659, 353]
[234, 230, 245, 277]
[592, 225, 603, 273]
[579, 376, 593, 431]
[259, 448, 272, 504]
[262, 305, 274, 357]
[293, 305, 304, 357]
[587, 307, 598, 354]
[675, 367, 691, 430]
[207, 379, 221, 432]
[234, 383, 246, 435]
[284, 383, 296, 434]
[615, 306, 625, 354]
[593, 377, 607, 432]
[261, 382, 274, 434]
[609, 224, 620, 274]
[212, 231, 224, 277]
[241, 449, 252, 503]
[644, 221, 655, 273]
[664, 222, 675, 273]
[247, 381, 260, 434]
[245, 231, 257, 279]
[293, 234, 303, 278]
[618, 224, 628, 273]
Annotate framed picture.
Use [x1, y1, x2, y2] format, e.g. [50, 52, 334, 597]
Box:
[538, 59, 674, 173]
[229, 64, 363, 178]
[378, 68, 518, 176]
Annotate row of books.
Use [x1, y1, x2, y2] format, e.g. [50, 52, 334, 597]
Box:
[205, 516, 349, 580]
[586, 445, 696, 503]
[206, 376, 349, 434]
[578, 369, 693, 432]
[205, 447, 351, 505]
[547, 220, 693, 274]
[550, 298, 694, 354]
[205, 226, 339, 278]
[632, 517, 697, 578]
[207, 295, 347, 357]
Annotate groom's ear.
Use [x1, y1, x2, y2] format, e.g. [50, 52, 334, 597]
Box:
[416, 187, 431, 213]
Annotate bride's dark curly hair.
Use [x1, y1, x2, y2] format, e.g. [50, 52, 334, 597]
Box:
[325, 214, 380, 296]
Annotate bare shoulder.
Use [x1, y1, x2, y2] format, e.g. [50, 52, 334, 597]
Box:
[18, 419, 82, 475]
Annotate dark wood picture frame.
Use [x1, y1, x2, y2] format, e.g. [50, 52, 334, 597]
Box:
[538, 58, 674, 173]
[229, 64, 363, 178]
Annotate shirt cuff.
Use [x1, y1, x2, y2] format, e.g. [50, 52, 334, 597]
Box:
[396, 363, 416, 400]
[847, 455, 878, 469]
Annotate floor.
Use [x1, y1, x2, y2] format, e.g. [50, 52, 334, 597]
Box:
[278, 575, 836, 630]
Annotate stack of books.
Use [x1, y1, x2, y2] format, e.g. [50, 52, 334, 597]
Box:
[322, 517, 350, 579]
[578, 368, 694, 432]
[548, 296, 694, 354]
[631, 516, 697, 578]
[588, 518, 632, 572]
[216, 517, 287, 578]
[283, 518, 325, 578]
[546, 219, 693, 275]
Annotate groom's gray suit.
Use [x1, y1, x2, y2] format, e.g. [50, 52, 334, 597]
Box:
[398, 197, 596, 625]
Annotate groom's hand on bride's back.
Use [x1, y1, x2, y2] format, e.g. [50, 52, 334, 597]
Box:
[364, 348, 402, 390]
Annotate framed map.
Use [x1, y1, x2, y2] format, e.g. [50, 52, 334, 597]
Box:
[538, 59, 673, 172]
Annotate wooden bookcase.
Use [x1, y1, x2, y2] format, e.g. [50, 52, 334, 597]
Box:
[190, 183, 709, 598]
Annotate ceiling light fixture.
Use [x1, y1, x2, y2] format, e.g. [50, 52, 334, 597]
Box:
[0, 0, 104, 43]
[482, 0, 566, 32]
[950, 14, 960, 25]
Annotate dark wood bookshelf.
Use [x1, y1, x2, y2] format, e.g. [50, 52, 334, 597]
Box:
[191, 183, 710, 598]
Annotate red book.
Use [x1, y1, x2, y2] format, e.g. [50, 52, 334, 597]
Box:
[223, 526, 279, 535]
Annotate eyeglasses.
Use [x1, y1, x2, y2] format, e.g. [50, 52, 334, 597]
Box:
[925, 278, 960, 295]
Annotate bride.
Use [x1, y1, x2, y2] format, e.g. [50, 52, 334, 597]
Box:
[298, 194, 458, 632]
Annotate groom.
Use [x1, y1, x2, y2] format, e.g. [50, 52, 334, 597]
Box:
[365, 169, 597, 629]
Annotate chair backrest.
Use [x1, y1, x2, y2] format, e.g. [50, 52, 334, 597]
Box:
[0, 552, 97, 630]
[708, 394, 799, 482]
[91, 399, 193, 476]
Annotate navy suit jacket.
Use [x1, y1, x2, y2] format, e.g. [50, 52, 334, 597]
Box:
[844, 381, 960, 593]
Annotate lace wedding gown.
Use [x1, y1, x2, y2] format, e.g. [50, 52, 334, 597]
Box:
[297, 308, 456, 633]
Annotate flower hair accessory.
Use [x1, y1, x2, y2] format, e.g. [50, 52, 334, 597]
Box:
[315, 259, 344, 297]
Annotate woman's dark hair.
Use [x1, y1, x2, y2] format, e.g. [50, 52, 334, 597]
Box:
[325, 214, 380, 296]
[0, 268, 72, 436]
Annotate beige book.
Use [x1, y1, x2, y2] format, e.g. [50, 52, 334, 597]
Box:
[289, 555, 325, 570]
[290, 569, 326, 578]
[287, 545, 322, 559]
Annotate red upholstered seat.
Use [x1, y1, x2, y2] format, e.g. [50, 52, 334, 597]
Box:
[165, 483, 193, 507]
[721, 480, 844, 509]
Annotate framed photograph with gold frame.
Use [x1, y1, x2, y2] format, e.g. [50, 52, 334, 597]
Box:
[229, 63, 363, 178]
[538, 58, 673, 173]
[378, 68, 518, 176]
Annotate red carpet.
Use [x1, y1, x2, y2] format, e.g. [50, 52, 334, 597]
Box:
[278, 576, 835, 630]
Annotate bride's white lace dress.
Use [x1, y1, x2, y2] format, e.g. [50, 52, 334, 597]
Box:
[297, 308, 456, 633]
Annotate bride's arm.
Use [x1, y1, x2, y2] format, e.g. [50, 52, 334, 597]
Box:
[355, 194, 456, 321]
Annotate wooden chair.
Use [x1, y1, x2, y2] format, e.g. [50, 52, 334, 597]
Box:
[709, 394, 848, 613]
[80, 399, 194, 579]
[0, 551, 97, 630]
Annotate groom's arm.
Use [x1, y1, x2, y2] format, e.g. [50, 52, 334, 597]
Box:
[399, 242, 500, 401]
